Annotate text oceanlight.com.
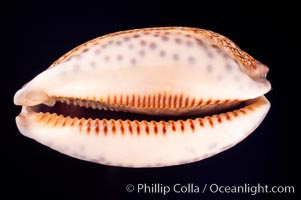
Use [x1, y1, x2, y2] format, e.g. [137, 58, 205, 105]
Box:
[125, 183, 294, 195]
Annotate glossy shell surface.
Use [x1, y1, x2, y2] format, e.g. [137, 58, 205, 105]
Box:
[14, 27, 271, 167]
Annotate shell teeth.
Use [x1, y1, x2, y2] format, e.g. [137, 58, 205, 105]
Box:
[43, 98, 56, 106]
[97, 104, 104, 110]
[91, 103, 97, 109]
[73, 100, 77, 106]
[52, 96, 242, 117]
[55, 97, 110, 111]
[58, 98, 64, 103]
[77, 100, 83, 107]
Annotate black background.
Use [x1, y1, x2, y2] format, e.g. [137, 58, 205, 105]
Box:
[7, 1, 297, 199]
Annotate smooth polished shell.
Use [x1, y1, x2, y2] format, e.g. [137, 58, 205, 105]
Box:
[14, 27, 271, 167]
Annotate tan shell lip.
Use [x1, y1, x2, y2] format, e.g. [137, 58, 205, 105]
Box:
[17, 96, 266, 137]
[42, 94, 242, 117]
[15, 95, 270, 168]
[19, 94, 260, 128]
